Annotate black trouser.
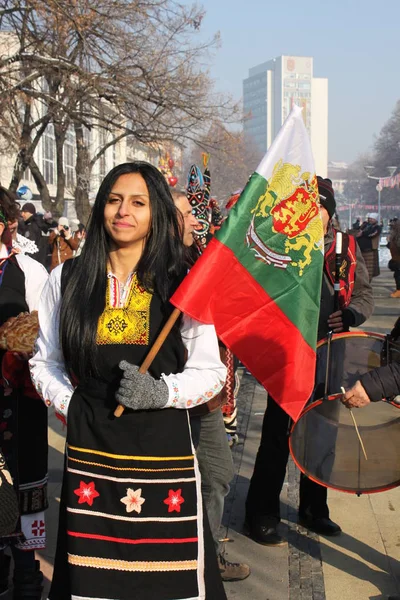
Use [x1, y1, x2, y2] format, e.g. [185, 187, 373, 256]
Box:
[245, 396, 329, 523]
[394, 266, 400, 290]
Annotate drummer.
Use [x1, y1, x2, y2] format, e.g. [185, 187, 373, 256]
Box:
[245, 177, 374, 545]
[342, 317, 400, 408]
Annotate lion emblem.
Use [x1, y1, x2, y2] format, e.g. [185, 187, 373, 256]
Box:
[247, 160, 322, 276]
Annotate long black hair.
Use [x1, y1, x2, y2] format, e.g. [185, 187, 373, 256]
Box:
[0, 187, 20, 247]
[60, 161, 185, 380]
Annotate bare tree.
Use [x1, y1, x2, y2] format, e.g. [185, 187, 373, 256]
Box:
[372, 100, 400, 208]
[343, 153, 376, 211]
[185, 122, 260, 204]
[0, 0, 240, 219]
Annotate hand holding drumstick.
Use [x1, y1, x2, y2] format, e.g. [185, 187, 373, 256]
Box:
[341, 381, 371, 409]
[340, 385, 368, 460]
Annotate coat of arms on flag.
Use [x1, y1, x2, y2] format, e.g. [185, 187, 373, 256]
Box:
[247, 160, 321, 275]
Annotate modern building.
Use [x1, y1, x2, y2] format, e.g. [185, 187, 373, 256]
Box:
[243, 55, 328, 177]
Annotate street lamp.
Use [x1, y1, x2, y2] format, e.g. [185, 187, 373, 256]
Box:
[364, 165, 397, 223]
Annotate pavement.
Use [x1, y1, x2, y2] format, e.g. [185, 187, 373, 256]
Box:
[10, 267, 400, 599]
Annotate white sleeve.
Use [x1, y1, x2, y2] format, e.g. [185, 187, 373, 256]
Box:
[15, 254, 48, 311]
[29, 264, 74, 425]
[161, 315, 227, 409]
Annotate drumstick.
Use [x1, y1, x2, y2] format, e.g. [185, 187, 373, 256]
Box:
[341, 386, 368, 460]
[114, 308, 182, 417]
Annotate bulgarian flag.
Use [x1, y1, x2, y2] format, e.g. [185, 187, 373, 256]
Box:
[171, 106, 323, 420]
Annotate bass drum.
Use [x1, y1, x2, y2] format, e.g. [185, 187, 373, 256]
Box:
[289, 332, 400, 494]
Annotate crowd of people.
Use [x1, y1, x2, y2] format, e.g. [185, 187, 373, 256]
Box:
[0, 166, 398, 600]
[13, 201, 86, 272]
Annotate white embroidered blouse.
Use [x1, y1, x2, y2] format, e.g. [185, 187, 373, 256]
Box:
[29, 264, 227, 423]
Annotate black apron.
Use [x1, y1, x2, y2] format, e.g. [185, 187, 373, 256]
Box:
[50, 277, 225, 600]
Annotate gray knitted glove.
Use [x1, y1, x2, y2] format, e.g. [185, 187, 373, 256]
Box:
[116, 361, 169, 411]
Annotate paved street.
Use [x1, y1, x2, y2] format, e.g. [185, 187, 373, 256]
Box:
[17, 267, 400, 599]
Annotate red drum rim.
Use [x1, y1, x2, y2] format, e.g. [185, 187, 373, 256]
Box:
[317, 331, 386, 349]
[289, 393, 400, 494]
[316, 331, 399, 408]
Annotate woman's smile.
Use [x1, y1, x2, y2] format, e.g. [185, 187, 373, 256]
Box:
[112, 220, 133, 228]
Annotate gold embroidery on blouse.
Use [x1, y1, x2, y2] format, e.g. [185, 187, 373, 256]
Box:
[96, 274, 151, 345]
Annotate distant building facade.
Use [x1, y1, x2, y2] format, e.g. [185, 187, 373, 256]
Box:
[327, 161, 348, 195]
[243, 55, 328, 177]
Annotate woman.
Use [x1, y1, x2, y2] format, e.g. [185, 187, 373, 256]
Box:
[0, 188, 48, 599]
[30, 162, 227, 600]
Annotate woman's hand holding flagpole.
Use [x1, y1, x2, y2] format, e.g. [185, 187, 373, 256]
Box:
[114, 308, 182, 417]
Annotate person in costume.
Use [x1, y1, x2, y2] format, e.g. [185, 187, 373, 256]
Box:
[245, 177, 374, 545]
[0, 188, 49, 599]
[171, 189, 250, 582]
[30, 162, 227, 600]
[218, 191, 244, 444]
[356, 213, 382, 281]
[186, 163, 212, 251]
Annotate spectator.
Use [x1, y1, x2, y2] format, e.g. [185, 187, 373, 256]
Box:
[74, 223, 86, 257]
[48, 216, 80, 271]
[39, 211, 58, 234]
[19, 202, 47, 265]
[356, 213, 382, 281]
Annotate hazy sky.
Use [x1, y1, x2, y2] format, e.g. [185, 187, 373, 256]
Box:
[187, 0, 400, 164]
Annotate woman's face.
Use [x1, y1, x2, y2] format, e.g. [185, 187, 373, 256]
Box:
[104, 173, 151, 249]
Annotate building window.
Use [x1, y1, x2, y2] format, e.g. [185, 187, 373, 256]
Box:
[23, 167, 33, 182]
[42, 124, 55, 185]
[83, 125, 91, 147]
[99, 129, 106, 178]
[64, 127, 76, 188]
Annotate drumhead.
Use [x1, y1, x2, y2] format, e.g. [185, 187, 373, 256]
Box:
[289, 332, 400, 494]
